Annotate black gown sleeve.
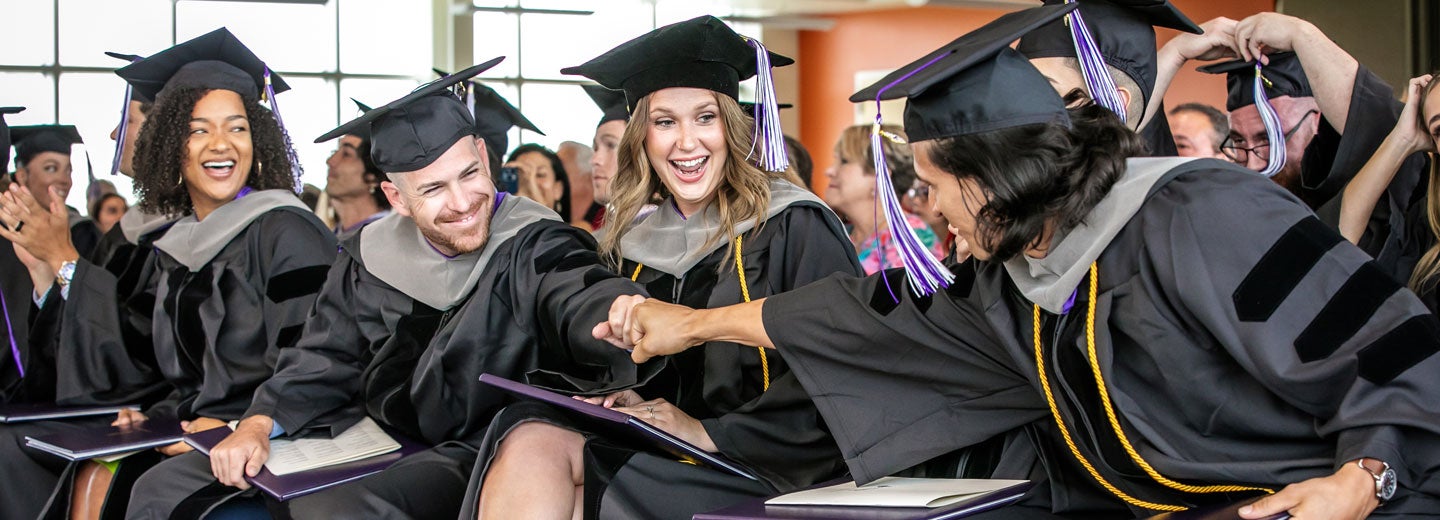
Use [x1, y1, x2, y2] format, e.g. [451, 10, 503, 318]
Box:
[1302, 66, 1424, 208]
[512, 222, 661, 394]
[52, 257, 166, 406]
[760, 265, 1048, 486]
[1146, 167, 1440, 500]
[246, 248, 365, 435]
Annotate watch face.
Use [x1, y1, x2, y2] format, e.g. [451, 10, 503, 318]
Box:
[1380, 468, 1398, 501]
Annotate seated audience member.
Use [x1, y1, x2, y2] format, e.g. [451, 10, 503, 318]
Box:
[7, 125, 103, 259]
[558, 140, 596, 227]
[604, 5, 1440, 519]
[470, 15, 859, 520]
[580, 84, 628, 230]
[824, 124, 943, 274]
[1018, 0, 1203, 155]
[1169, 102, 1229, 159]
[436, 68, 543, 178]
[198, 58, 658, 519]
[1340, 73, 1440, 311]
[88, 192, 128, 234]
[506, 143, 572, 220]
[324, 99, 391, 238]
[902, 179, 956, 257]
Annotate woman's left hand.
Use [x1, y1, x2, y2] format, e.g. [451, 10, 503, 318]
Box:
[0, 185, 79, 271]
[613, 398, 717, 453]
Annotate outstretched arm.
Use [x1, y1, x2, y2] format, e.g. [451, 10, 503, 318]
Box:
[593, 296, 772, 363]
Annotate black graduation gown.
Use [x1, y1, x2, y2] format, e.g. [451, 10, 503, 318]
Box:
[762, 160, 1440, 516]
[461, 189, 862, 520]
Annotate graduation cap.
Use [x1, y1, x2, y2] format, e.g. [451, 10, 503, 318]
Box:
[582, 84, 629, 126]
[117, 27, 297, 186]
[341, 98, 377, 140]
[849, 3, 1077, 297]
[740, 102, 793, 119]
[317, 57, 505, 174]
[12, 125, 83, 166]
[1197, 53, 1311, 177]
[0, 107, 22, 172]
[1016, 0, 1201, 121]
[106, 50, 148, 176]
[433, 68, 543, 160]
[562, 15, 794, 172]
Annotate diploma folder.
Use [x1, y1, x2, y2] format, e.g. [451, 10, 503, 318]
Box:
[0, 403, 134, 423]
[478, 373, 759, 481]
[184, 424, 426, 501]
[24, 419, 185, 460]
[693, 479, 1035, 520]
[1140, 499, 1289, 520]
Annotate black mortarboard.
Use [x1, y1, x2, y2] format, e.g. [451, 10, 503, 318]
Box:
[12, 125, 83, 165]
[1016, 0, 1201, 108]
[106, 51, 152, 104]
[583, 84, 629, 126]
[115, 27, 290, 103]
[849, 4, 1076, 297]
[345, 98, 376, 140]
[433, 68, 543, 160]
[0, 107, 23, 170]
[850, 3, 1076, 143]
[1197, 52, 1313, 111]
[560, 15, 795, 111]
[107, 50, 149, 176]
[317, 57, 505, 174]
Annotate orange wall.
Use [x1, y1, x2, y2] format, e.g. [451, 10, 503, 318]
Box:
[796, 0, 1275, 194]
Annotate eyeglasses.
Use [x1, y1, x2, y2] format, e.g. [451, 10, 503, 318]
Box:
[906, 184, 932, 199]
[1220, 109, 1319, 165]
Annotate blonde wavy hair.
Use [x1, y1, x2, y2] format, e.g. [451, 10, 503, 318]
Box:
[599, 91, 801, 271]
[1410, 74, 1440, 294]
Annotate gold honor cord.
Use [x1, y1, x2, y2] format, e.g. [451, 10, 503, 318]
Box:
[626, 234, 770, 391]
[1033, 263, 1273, 513]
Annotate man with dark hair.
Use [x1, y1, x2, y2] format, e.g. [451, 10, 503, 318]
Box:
[324, 100, 391, 238]
[1169, 102, 1228, 159]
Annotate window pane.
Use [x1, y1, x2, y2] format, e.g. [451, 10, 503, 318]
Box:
[271, 77, 338, 192]
[58, 0, 171, 67]
[176, 1, 337, 73]
[517, 82, 599, 151]
[58, 72, 133, 210]
[0, 73, 57, 127]
[517, 0, 604, 11]
[654, 0, 733, 26]
[340, 78, 423, 113]
[519, 5, 652, 80]
[339, 0, 432, 75]
[473, 12, 519, 78]
[0, 2, 55, 65]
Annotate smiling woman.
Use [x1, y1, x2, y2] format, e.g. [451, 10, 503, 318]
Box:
[132, 86, 298, 220]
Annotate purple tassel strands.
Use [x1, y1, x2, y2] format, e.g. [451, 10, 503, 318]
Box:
[744, 37, 789, 173]
[1253, 64, 1286, 177]
[2, 287, 23, 378]
[1065, 2, 1127, 121]
[263, 68, 303, 192]
[870, 122, 953, 297]
[110, 84, 133, 176]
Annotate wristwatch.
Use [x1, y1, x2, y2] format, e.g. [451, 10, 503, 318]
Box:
[56, 260, 77, 289]
[1357, 458, 1397, 504]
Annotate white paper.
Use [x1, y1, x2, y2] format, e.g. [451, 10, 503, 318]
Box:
[765, 477, 1029, 508]
[264, 417, 400, 476]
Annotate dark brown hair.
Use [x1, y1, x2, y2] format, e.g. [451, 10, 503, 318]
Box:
[132, 87, 300, 217]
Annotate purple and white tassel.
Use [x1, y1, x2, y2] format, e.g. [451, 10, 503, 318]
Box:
[2, 287, 22, 378]
[110, 83, 133, 176]
[263, 68, 302, 191]
[1252, 64, 1286, 177]
[744, 37, 789, 173]
[870, 118, 953, 297]
[1065, 2, 1127, 121]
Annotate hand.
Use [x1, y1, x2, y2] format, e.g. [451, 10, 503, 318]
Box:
[574, 389, 643, 408]
[157, 441, 193, 456]
[0, 185, 80, 272]
[1234, 12, 1315, 63]
[613, 399, 717, 453]
[112, 408, 148, 428]
[592, 294, 649, 350]
[209, 416, 274, 490]
[1390, 74, 1437, 154]
[183, 417, 229, 434]
[1239, 463, 1379, 519]
[13, 242, 54, 297]
[1161, 17, 1241, 65]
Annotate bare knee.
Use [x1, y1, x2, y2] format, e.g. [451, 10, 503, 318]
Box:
[491, 422, 586, 483]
